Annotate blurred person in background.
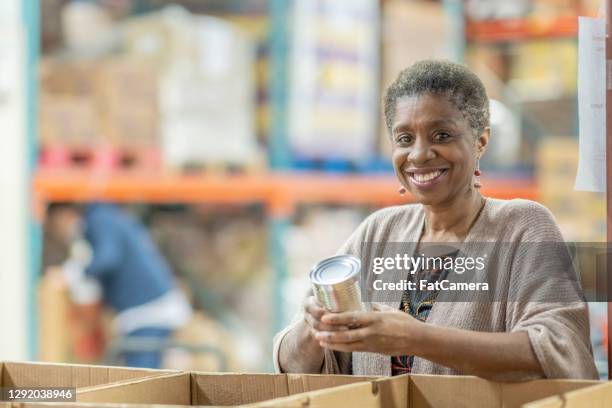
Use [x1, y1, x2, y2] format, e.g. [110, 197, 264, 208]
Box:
[46, 202, 192, 368]
[274, 60, 598, 380]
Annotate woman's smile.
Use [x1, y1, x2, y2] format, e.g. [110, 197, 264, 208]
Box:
[404, 167, 449, 188]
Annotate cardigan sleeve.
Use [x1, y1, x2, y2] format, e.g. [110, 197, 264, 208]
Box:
[505, 202, 598, 379]
[272, 213, 375, 374]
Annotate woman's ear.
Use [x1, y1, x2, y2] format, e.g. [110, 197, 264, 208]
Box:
[476, 127, 490, 156]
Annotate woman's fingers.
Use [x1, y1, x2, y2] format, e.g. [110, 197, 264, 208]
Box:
[304, 313, 341, 332]
[303, 296, 326, 319]
[314, 327, 371, 344]
[320, 311, 377, 326]
[318, 340, 366, 353]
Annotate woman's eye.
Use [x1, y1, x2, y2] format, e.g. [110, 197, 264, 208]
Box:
[434, 132, 451, 142]
[396, 134, 413, 145]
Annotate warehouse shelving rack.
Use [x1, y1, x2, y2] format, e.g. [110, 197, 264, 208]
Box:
[31, 170, 537, 333]
[465, 14, 578, 43]
[27, 0, 539, 367]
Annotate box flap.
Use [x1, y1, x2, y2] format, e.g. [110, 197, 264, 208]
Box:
[191, 372, 289, 406]
[286, 374, 377, 395]
[373, 375, 409, 408]
[523, 382, 612, 408]
[521, 396, 563, 408]
[2, 361, 172, 389]
[500, 379, 599, 408]
[76, 373, 190, 405]
[14, 403, 183, 408]
[245, 381, 379, 408]
[409, 374, 501, 408]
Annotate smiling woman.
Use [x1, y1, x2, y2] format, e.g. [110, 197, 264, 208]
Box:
[273, 60, 598, 381]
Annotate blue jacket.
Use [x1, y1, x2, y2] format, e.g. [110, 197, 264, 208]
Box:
[83, 204, 174, 312]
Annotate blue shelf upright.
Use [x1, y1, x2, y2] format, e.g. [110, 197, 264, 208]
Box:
[268, 0, 292, 341]
[23, 0, 41, 360]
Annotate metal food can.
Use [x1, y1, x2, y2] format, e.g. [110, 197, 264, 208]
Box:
[309, 255, 364, 313]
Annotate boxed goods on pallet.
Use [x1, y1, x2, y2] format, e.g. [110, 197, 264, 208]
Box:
[39, 57, 159, 149]
[508, 40, 577, 101]
[39, 95, 99, 146]
[537, 137, 605, 242]
[288, 0, 379, 162]
[124, 7, 259, 169]
[378, 0, 446, 157]
[96, 58, 159, 147]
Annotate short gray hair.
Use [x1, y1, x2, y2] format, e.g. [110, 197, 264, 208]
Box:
[383, 59, 490, 136]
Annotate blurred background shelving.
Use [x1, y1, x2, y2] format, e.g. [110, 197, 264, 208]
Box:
[21, 0, 606, 376]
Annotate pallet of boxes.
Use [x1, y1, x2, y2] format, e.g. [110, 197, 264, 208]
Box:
[1, 360, 610, 407]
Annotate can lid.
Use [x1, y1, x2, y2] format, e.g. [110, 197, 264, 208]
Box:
[310, 255, 361, 284]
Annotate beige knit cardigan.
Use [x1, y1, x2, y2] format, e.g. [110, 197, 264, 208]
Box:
[273, 198, 599, 380]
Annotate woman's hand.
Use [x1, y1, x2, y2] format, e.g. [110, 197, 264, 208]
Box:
[303, 296, 348, 338]
[314, 304, 425, 355]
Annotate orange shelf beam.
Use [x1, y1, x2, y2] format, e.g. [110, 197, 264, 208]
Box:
[33, 170, 538, 217]
[466, 15, 578, 43]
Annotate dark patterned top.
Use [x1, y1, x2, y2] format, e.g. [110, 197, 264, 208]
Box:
[391, 251, 457, 376]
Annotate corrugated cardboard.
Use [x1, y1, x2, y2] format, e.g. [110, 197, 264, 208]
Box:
[246, 381, 380, 408]
[499, 379, 599, 408]
[3, 363, 605, 408]
[523, 381, 612, 408]
[253, 374, 602, 408]
[77, 373, 190, 405]
[409, 374, 501, 407]
[191, 373, 287, 406]
[285, 373, 376, 395]
[69, 371, 380, 406]
[0, 361, 173, 389]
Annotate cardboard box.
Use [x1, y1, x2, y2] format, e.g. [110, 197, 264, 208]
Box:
[95, 58, 159, 147]
[38, 57, 159, 148]
[524, 381, 612, 408]
[0, 361, 173, 390]
[3, 364, 605, 408]
[34, 371, 603, 408]
[39, 95, 101, 146]
[248, 374, 602, 408]
[72, 372, 376, 406]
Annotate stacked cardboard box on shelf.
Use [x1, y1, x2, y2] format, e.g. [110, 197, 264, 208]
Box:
[288, 0, 380, 162]
[379, 0, 446, 158]
[123, 7, 260, 169]
[39, 57, 159, 148]
[537, 137, 605, 242]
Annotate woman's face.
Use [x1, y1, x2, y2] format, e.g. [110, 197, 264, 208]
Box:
[390, 93, 487, 206]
